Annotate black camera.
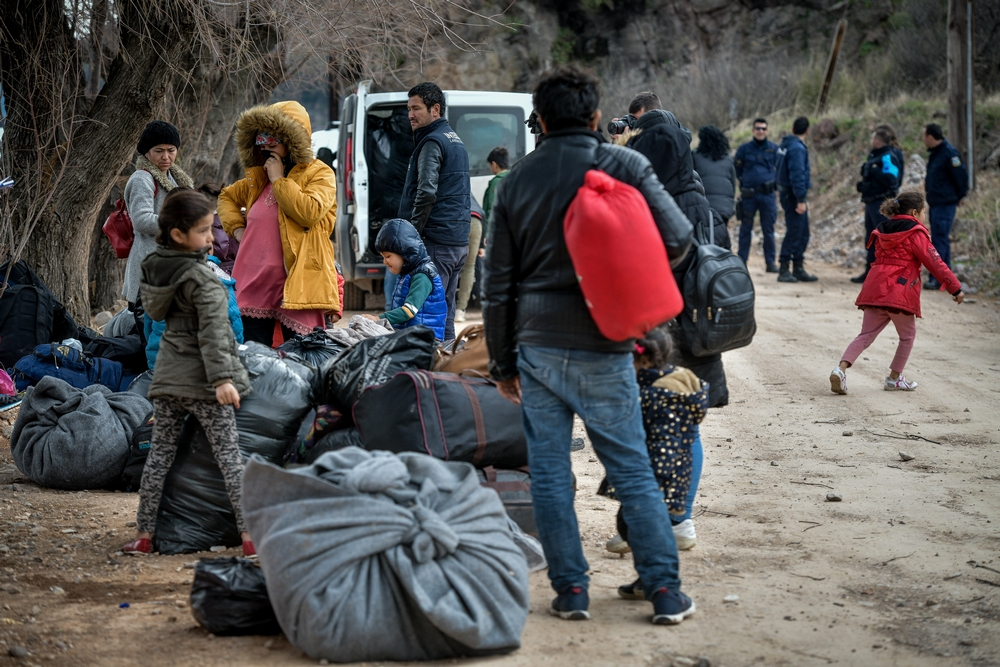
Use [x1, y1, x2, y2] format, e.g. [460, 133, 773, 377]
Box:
[525, 111, 543, 135]
[260, 149, 274, 161]
[607, 114, 637, 135]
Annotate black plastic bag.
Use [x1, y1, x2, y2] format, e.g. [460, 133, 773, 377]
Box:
[276, 327, 350, 369]
[318, 326, 435, 409]
[190, 557, 281, 636]
[301, 427, 364, 465]
[154, 344, 315, 554]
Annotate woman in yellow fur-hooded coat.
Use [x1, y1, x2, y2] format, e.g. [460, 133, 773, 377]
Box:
[218, 101, 339, 341]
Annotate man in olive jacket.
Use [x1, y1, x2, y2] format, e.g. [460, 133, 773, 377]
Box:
[483, 65, 696, 626]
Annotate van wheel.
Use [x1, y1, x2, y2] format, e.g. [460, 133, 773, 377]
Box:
[342, 282, 367, 311]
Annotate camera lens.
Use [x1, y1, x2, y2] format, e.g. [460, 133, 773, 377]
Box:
[607, 120, 629, 135]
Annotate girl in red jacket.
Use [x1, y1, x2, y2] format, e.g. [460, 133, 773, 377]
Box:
[830, 190, 964, 394]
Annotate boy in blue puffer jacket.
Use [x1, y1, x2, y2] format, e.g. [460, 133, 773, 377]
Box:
[145, 254, 244, 369]
[363, 218, 446, 341]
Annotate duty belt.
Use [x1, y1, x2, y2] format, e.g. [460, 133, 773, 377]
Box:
[741, 182, 776, 196]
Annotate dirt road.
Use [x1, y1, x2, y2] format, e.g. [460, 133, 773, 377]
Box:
[0, 261, 997, 667]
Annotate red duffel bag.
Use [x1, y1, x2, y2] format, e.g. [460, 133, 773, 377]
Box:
[563, 169, 683, 341]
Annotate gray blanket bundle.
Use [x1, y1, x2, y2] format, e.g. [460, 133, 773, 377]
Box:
[242, 447, 529, 662]
[10, 375, 150, 489]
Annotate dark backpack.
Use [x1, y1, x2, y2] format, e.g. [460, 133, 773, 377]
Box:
[353, 369, 528, 469]
[676, 221, 756, 357]
[0, 260, 78, 369]
[476, 466, 536, 536]
[12, 343, 133, 392]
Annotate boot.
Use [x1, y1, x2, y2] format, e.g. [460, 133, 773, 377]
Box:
[793, 260, 818, 282]
[765, 262, 779, 273]
[777, 262, 798, 283]
[850, 265, 869, 284]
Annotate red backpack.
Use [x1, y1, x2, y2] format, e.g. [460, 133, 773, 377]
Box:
[103, 171, 156, 259]
[563, 169, 683, 341]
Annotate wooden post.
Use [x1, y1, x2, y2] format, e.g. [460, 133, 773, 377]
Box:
[947, 0, 973, 189]
[816, 19, 847, 115]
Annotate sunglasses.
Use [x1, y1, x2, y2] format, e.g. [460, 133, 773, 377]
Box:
[753, 126, 767, 131]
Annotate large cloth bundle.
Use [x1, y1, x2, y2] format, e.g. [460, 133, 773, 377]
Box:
[10, 376, 151, 489]
[154, 344, 314, 554]
[353, 370, 528, 469]
[242, 447, 529, 663]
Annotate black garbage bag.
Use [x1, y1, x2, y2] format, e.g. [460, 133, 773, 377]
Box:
[318, 326, 435, 409]
[190, 557, 281, 636]
[276, 327, 350, 370]
[301, 427, 364, 465]
[153, 344, 315, 554]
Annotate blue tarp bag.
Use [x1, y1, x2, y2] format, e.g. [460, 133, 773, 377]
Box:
[13, 343, 133, 392]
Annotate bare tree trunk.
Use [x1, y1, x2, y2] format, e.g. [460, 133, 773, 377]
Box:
[2, 0, 194, 320]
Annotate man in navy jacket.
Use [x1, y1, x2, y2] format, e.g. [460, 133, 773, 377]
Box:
[734, 118, 779, 271]
[922, 123, 969, 290]
[775, 117, 817, 283]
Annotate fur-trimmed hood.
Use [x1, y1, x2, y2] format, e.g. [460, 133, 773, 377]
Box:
[135, 154, 193, 191]
[234, 101, 314, 169]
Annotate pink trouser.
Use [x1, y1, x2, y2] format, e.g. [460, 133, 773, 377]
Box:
[841, 308, 917, 373]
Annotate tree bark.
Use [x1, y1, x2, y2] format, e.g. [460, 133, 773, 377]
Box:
[2, 0, 194, 320]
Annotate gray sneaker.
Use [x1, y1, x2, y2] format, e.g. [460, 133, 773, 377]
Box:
[884, 374, 917, 391]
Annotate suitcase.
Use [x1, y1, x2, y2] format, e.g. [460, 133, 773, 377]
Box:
[353, 369, 528, 469]
[477, 466, 536, 536]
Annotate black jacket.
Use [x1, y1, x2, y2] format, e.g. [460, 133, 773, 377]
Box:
[924, 139, 969, 207]
[693, 152, 737, 221]
[398, 118, 472, 246]
[482, 128, 693, 381]
[856, 144, 902, 204]
[628, 110, 727, 250]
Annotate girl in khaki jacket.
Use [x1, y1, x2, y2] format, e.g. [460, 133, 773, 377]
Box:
[124, 189, 254, 557]
[218, 101, 340, 345]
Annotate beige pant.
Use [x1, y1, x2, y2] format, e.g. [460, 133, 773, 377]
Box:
[456, 216, 483, 311]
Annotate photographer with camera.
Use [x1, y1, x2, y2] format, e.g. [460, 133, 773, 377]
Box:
[615, 91, 730, 409]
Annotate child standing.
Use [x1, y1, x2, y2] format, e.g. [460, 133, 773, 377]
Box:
[830, 189, 964, 394]
[124, 189, 254, 556]
[598, 326, 709, 600]
[363, 218, 447, 340]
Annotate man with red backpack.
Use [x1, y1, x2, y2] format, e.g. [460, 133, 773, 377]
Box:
[482, 65, 695, 625]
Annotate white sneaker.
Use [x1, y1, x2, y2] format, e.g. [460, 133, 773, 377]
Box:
[829, 367, 847, 394]
[605, 534, 631, 554]
[885, 374, 917, 391]
[455, 309, 467, 323]
[673, 519, 696, 550]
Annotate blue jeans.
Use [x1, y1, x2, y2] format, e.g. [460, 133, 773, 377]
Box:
[423, 240, 468, 341]
[738, 193, 777, 265]
[778, 192, 810, 264]
[864, 201, 888, 268]
[517, 345, 682, 597]
[673, 434, 703, 524]
[929, 205, 957, 268]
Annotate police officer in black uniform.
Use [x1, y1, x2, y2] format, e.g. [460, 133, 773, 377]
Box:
[852, 127, 903, 283]
[922, 123, 969, 290]
[734, 118, 778, 272]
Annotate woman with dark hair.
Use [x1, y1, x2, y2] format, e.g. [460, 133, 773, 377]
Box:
[692, 125, 737, 224]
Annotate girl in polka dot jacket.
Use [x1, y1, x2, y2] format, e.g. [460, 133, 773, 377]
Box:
[599, 326, 709, 599]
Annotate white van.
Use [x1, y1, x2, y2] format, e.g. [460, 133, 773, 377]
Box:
[335, 81, 535, 308]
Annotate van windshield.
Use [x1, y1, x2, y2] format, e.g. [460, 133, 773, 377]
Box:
[449, 106, 525, 177]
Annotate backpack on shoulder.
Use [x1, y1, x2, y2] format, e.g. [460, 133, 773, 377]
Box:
[103, 171, 156, 259]
[563, 169, 683, 342]
[675, 220, 756, 357]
